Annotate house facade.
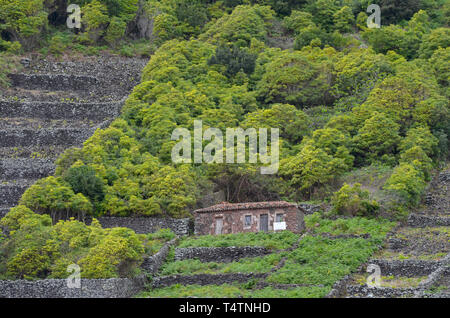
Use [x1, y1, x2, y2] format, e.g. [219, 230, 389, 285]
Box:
[194, 201, 305, 235]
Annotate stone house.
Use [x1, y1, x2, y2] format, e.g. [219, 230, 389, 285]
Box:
[194, 201, 305, 235]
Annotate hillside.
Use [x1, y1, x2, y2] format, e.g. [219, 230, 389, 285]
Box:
[0, 0, 449, 299]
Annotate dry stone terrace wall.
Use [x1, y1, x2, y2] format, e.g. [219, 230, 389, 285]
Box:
[0, 239, 177, 298]
[174, 246, 271, 263]
[8, 73, 98, 91]
[0, 276, 147, 298]
[141, 239, 178, 275]
[331, 169, 450, 298]
[0, 56, 146, 219]
[152, 273, 267, 289]
[95, 217, 193, 236]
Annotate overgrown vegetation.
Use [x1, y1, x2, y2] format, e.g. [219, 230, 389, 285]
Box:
[178, 231, 299, 250]
[0, 0, 448, 287]
[137, 283, 331, 298]
[0, 206, 174, 280]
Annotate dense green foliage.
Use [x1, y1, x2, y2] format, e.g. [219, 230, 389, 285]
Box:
[330, 183, 379, 216]
[7, 0, 448, 219]
[1, 0, 448, 285]
[0, 206, 174, 280]
[266, 236, 381, 286]
[305, 213, 396, 240]
[159, 253, 285, 276]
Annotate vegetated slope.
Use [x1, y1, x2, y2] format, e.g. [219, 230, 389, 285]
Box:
[341, 167, 450, 298]
[0, 55, 146, 220]
[0, 1, 449, 287]
[137, 215, 396, 298]
[17, 2, 448, 220]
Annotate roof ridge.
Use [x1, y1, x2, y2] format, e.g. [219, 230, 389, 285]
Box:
[194, 201, 297, 213]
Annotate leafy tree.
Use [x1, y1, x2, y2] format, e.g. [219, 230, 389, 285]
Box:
[280, 143, 352, 196]
[332, 48, 393, 100]
[20, 177, 93, 222]
[305, 0, 339, 32]
[352, 112, 400, 165]
[199, 5, 275, 46]
[81, 0, 110, 43]
[64, 164, 106, 205]
[362, 25, 421, 59]
[0, 0, 47, 49]
[429, 47, 450, 92]
[256, 49, 333, 107]
[333, 6, 354, 33]
[379, 0, 421, 25]
[242, 103, 310, 144]
[419, 27, 450, 59]
[208, 44, 257, 77]
[384, 162, 426, 206]
[283, 10, 315, 32]
[78, 227, 144, 278]
[331, 183, 379, 217]
[399, 146, 433, 181]
[104, 16, 127, 46]
[399, 126, 439, 157]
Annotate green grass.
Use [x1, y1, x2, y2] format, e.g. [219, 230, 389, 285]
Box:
[178, 231, 299, 250]
[305, 213, 397, 241]
[266, 236, 381, 286]
[137, 283, 331, 298]
[159, 253, 286, 276]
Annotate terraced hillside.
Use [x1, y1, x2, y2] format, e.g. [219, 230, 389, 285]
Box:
[0, 56, 147, 219]
[338, 168, 450, 298]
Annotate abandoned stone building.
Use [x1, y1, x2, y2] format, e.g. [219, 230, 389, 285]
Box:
[194, 201, 305, 235]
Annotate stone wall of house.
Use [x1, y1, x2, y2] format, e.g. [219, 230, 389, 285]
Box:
[194, 206, 305, 236]
[174, 246, 271, 263]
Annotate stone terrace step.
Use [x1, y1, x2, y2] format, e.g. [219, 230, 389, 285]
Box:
[0, 179, 37, 206]
[0, 158, 55, 180]
[0, 127, 95, 147]
[8, 74, 98, 91]
[0, 117, 100, 130]
[408, 214, 450, 227]
[0, 206, 9, 219]
[0, 146, 67, 159]
[0, 100, 122, 121]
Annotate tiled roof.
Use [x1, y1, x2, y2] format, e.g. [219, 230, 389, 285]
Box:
[194, 201, 297, 213]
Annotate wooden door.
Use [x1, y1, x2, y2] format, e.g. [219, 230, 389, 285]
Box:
[215, 217, 223, 235]
[260, 214, 268, 232]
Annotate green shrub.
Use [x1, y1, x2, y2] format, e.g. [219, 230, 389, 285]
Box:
[331, 183, 380, 217]
[105, 16, 127, 46]
[0, 53, 20, 88]
[20, 176, 93, 221]
[208, 44, 257, 77]
[64, 164, 105, 205]
[384, 163, 427, 206]
[305, 213, 395, 241]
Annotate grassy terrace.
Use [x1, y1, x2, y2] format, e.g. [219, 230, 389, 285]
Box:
[140, 215, 397, 298]
[177, 230, 300, 250]
[138, 284, 331, 298]
[159, 253, 286, 276]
